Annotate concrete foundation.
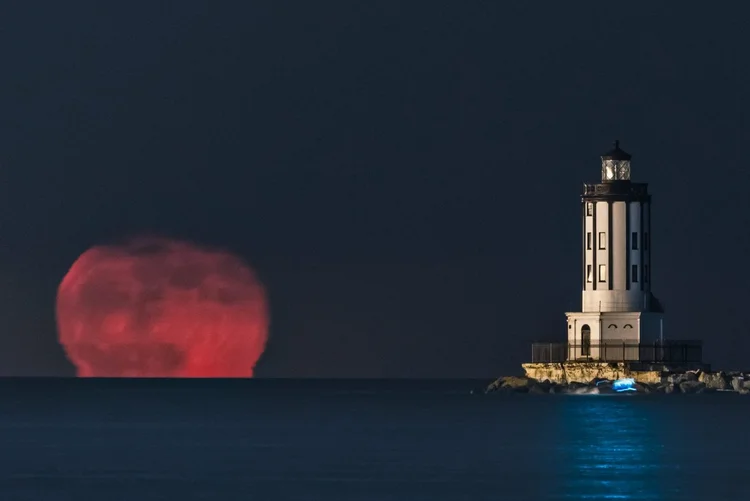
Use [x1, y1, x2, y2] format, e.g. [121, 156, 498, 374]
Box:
[522, 361, 711, 384]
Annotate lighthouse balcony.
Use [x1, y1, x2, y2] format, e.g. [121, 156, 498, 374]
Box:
[582, 181, 649, 199]
[582, 294, 665, 313]
[530, 340, 702, 364]
[583, 301, 648, 312]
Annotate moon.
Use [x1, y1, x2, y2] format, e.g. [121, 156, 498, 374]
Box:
[55, 237, 269, 377]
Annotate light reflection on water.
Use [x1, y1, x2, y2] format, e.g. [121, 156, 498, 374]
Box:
[554, 396, 669, 500]
[550, 394, 750, 501]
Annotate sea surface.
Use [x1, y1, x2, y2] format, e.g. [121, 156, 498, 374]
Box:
[0, 378, 748, 501]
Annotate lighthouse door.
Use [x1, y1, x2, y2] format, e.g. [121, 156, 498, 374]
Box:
[581, 325, 591, 357]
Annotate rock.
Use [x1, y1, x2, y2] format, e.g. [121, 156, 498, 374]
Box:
[633, 382, 651, 393]
[529, 382, 550, 394]
[679, 381, 706, 394]
[526, 380, 555, 394]
[524, 362, 638, 384]
[699, 371, 729, 390]
[640, 383, 657, 394]
[521, 363, 566, 384]
[486, 371, 741, 396]
[739, 388, 750, 395]
[485, 384, 514, 395]
[485, 378, 510, 393]
[555, 384, 576, 394]
[486, 376, 535, 394]
[731, 377, 745, 392]
[567, 381, 588, 391]
[485, 379, 502, 393]
[667, 373, 686, 385]
[501, 376, 532, 389]
[629, 370, 664, 384]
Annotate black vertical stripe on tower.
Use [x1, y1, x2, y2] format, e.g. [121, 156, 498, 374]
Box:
[592, 201, 597, 291]
[608, 201, 613, 289]
[582, 201, 586, 291]
[625, 201, 631, 290]
[639, 201, 645, 291]
[647, 200, 652, 290]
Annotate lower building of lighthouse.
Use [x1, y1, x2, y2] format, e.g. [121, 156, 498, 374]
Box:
[530, 141, 703, 368]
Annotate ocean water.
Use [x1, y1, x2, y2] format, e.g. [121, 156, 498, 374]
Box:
[0, 379, 748, 501]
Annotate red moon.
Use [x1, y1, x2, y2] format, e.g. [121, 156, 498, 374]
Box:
[56, 237, 269, 377]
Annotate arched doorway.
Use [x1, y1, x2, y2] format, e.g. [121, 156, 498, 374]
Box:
[581, 324, 591, 357]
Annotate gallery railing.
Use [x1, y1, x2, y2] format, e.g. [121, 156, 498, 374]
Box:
[580, 301, 652, 312]
[583, 182, 648, 197]
[530, 341, 703, 364]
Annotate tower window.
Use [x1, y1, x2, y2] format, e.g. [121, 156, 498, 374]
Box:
[586, 202, 593, 216]
[598, 232, 606, 250]
[631, 232, 638, 250]
[644, 232, 650, 250]
[644, 265, 649, 283]
[632, 264, 638, 283]
[587, 232, 592, 250]
[586, 265, 593, 283]
[598, 264, 607, 282]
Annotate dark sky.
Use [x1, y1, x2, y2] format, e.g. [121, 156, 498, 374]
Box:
[1, 2, 748, 377]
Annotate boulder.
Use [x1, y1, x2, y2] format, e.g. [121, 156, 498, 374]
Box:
[501, 376, 532, 389]
[630, 370, 664, 384]
[567, 381, 586, 389]
[555, 384, 576, 394]
[485, 379, 502, 393]
[549, 384, 565, 394]
[485, 378, 511, 394]
[699, 371, 729, 390]
[679, 381, 706, 394]
[667, 373, 686, 385]
[731, 377, 745, 392]
[664, 383, 677, 394]
[485, 376, 533, 394]
[529, 382, 551, 394]
[634, 382, 652, 393]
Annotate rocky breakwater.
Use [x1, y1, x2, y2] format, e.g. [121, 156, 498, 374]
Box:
[485, 371, 750, 395]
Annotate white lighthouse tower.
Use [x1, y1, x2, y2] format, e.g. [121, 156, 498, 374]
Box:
[565, 141, 665, 360]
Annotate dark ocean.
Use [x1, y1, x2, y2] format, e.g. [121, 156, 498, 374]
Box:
[0, 379, 748, 501]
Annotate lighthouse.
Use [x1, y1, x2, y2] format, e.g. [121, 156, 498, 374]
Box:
[565, 141, 665, 360]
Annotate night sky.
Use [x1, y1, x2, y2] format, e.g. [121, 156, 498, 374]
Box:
[1, 2, 748, 377]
